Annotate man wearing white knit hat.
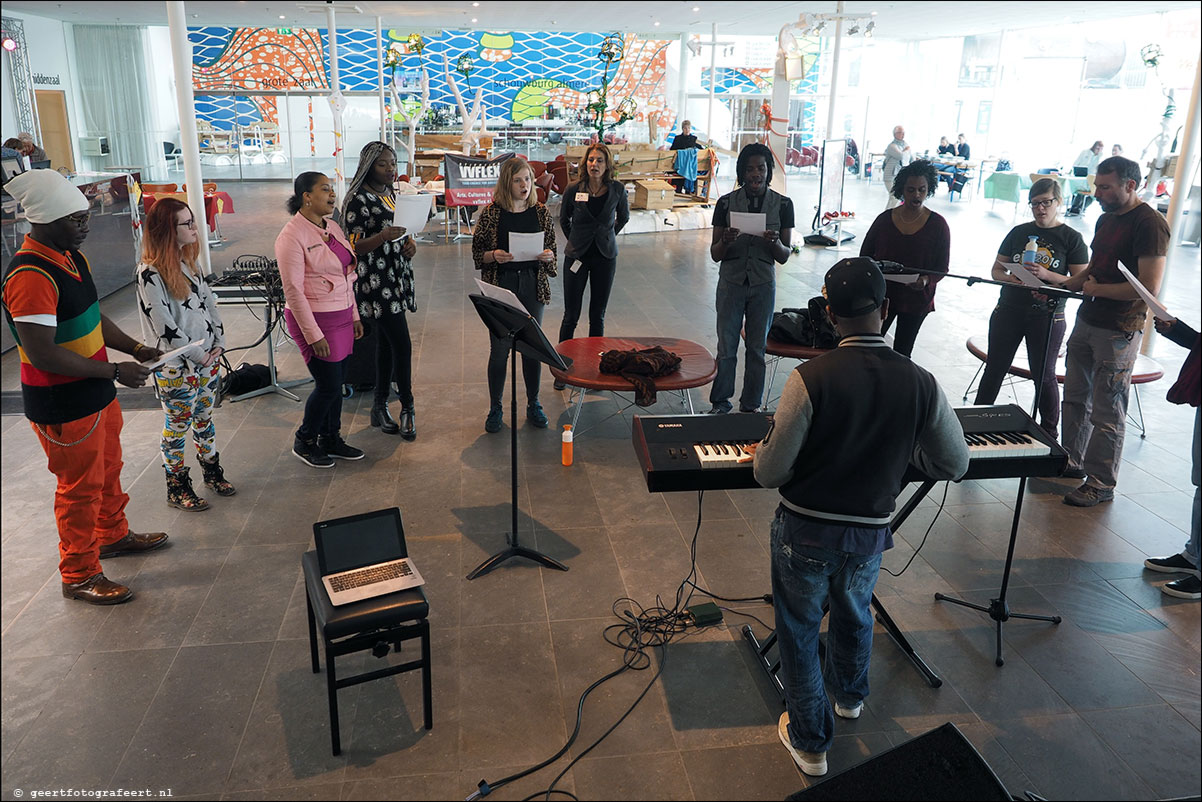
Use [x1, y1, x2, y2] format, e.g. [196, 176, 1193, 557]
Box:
[2, 169, 170, 605]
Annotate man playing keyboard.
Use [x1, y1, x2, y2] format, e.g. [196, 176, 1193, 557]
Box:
[751, 257, 969, 778]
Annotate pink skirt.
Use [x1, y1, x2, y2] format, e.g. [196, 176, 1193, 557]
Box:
[285, 307, 355, 364]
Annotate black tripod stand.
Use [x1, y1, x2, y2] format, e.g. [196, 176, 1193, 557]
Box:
[909, 267, 1079, 665]
[467, 292, 573, 580]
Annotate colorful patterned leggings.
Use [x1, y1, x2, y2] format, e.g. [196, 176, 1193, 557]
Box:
[154, 361, 221, 473]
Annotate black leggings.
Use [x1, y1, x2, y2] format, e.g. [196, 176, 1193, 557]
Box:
[559, 247, 617, 341]
[374, 311, 413, 406]
[975, 306, 1066, 437]
[487, 266, 545, 407]
[882, 310, 929, 358]
[298, 356, 346, 440]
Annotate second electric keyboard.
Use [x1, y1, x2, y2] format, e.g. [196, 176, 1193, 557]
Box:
[633, 404, 1068, 493]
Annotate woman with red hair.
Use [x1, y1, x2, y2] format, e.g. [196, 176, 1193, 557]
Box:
[135, 197, 234, 510]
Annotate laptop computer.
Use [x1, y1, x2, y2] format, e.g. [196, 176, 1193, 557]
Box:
[313, 507, 425, 606]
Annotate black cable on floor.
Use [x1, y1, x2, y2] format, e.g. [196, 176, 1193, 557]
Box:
[881, 482, 950, 578]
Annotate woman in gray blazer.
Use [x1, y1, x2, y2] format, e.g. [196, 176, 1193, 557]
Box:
[557, 143, 630, 354]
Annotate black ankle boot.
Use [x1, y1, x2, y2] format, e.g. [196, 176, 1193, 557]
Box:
[166, 467, 209, 511]
[200, 453, 237, 496]
[371, 401, 400, 434]
[399, 405, 416, 441]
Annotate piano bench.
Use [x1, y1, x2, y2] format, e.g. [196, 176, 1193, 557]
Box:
[962, 335, 1164, 438]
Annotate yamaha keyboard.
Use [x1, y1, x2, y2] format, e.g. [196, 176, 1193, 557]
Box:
[632, 404, 1068, 493]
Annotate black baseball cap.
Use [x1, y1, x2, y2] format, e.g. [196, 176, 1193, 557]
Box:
[823, 257, 887, 317]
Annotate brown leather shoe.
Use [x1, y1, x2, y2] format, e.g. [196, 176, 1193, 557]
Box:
[62, 572, 133, 605]
[99, 531, 169, 558]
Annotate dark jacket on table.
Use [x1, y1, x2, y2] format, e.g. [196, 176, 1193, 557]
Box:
[471, 201, 558, 305]
[559, 180, 630, 261]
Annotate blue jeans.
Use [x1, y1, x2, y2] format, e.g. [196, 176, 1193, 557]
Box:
[1188, 407, 1200, 569]
[771, 509, 882, 754]
[711, 278, 775, 412]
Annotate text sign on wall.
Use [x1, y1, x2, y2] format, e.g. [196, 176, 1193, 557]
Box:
[443, 152, 517, 206]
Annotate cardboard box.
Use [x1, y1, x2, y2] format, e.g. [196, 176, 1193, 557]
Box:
[633, 179, 676, 210]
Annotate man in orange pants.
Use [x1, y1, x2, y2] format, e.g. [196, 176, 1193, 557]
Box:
[3, 170, 170, 604]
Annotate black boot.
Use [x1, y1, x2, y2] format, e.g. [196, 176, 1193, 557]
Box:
[399, 405, 416, 441]
[200, 453, 237, 496]
[371, 400, 400, 434]
[166, 467, 209, 511]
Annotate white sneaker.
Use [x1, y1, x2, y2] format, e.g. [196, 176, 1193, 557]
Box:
[778, 712, 827, 776]
[834, 701, 863, 719]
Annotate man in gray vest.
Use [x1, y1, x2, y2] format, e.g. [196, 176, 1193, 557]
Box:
[708, 143, 794, 414]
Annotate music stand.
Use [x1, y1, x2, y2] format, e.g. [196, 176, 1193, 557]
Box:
[901, 265, 1077, 665]
[467, 290, 574, 580]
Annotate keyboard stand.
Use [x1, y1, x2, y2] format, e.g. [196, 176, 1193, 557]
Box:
[229, 298, 311, 403]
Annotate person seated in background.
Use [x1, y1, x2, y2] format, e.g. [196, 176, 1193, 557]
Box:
[1068, 141, 1105, 215]
[936, 136, 955, 157]
[670, 120, 703, 150]
[955, 133, 971, 160]
[1111, 144, 1124, 157]
[2, 138, 23, 160]
[18, 133, 47, 162]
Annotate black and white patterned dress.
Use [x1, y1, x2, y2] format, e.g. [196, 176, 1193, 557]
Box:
[342, 189, 417, 319]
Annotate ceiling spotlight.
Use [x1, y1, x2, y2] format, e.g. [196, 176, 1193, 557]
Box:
[692, 5, 700, 10]
[654, 21, 660, 26]
[865, 20, 875, 35]
[813, 20, 826, 34]
[471, 17, 477, 23]
[1, 37, 17, 52]
[278, 15, 286, 19]
[473, 1, 480, 5]
[848, 23, 859, 35]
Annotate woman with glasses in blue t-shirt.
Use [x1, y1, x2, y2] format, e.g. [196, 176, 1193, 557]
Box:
[974, 178, 1089, 439]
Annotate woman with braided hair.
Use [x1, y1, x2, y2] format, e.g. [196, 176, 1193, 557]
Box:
[341, 141, 420, 439]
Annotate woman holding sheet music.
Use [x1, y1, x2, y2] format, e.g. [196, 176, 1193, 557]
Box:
[342, 141, 420, 440]
[471, 157, 557, 434]
[973, 178, 1089, 439]
[859, 160, 950, 359]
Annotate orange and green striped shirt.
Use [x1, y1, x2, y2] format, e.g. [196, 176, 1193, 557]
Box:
[2, 235, 115, 424]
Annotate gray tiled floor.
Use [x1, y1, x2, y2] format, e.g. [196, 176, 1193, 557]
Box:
[2, 173, 1199, 800]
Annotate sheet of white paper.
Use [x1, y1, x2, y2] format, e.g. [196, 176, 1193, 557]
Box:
[473, 278, 532, 315]
[729, 212, 767, 236]
[392, 193, 434, 235]
[1006, 264, 1046, 288]
[1116, 263, 1171, 319]
[883, 273, 921, 284]
[143, 340, 205, 370]
[507, 232, 544, 262]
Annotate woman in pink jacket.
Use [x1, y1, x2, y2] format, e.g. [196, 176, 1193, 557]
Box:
[275, 172, 365, 468]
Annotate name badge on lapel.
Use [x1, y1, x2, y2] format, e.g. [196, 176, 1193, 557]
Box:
[575, 192, 589, 202]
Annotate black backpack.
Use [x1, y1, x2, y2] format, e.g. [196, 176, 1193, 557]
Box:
[221, 363, 270, 397]
[769, 296, 837, 349]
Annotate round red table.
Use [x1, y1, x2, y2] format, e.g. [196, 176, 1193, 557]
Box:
[550, 336, 717, 433]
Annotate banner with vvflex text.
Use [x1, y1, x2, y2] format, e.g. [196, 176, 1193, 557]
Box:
[443, 152, 518, 206]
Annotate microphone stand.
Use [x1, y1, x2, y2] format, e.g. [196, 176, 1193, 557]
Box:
[890, 265, 1083, 666]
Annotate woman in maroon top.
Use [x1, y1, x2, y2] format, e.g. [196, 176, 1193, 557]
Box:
[859, 160, 950, 358]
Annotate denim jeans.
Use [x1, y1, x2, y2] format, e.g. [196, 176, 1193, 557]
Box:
[711, 277, 775, 412]
[1061, 319, 1141, 490]
[771, 509, 882, 754]
[297, 355, 346, 441]
[1188, 407, 1200, 569]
